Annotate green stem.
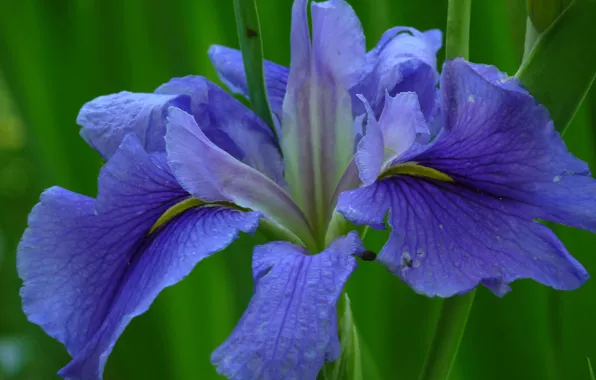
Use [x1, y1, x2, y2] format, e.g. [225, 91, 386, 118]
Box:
[522, 17, 540, 63]
[546, 289, 564, 380]
[419, 1, 474, 379]
[232, 0, 279, 142]
[444, 0, 472, 60]
[418, 291, 476, 380]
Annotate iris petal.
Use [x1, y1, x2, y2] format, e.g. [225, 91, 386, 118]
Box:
[416, 59, 596, 233]
[208, 44, 289, 120]
[355, 92, 426, 185]
[352, 27, 441, 120]
[338, 178, 588, 297]
[156, 75, 285, 186]
[165, 107, 317, 250]
[211, 232, 362, 379]
[77, 92, 189, 159]
[338, 58, 596, 296]
[282, 0, 363, 240]
[18, 135, 260, 379]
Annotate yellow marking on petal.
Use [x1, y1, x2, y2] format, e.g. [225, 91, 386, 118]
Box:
[380, 162, 454, 182]
[149, 197, 205, 235]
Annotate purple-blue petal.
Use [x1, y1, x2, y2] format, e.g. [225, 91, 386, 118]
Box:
[415, 59, 596, 233]
[338, 178, 588, 297]
[355, 92, 426, 185]
[156, 75, 285, 186]
[281, 0, 363, 235]
[208, 44, 289, 119]
[466, 62, 528, 94]
[211, 232, 362, 379]
[165, 107, 316, 249]
[17, 135, 260, 379]
[352, 27, 441, 121]
[77, 91, 190, 159]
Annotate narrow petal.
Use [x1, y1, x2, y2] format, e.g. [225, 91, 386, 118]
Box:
[208, 45, 289, 118]
[355, 92, 426, 185]
[352, 27, 441, 120]
[156, 76, 285, 185]
[377, 92, 426, 157]
[166, 107, 316, 249]
[415, 59, 596, 232]
[211, 232, 362, 379]
[338, 178, 588, 297]
[282, 0, 364, 237]
[18, 135, 260, 379]
[355, 115, 384, 186]
[77, 91, 190, 159]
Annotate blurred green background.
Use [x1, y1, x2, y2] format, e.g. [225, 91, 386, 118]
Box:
[0, 0, 594, 379]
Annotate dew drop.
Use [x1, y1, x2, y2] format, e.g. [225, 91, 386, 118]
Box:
[401, 251, 413, 268]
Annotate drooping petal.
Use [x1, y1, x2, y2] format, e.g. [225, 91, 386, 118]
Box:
[211, 232, 362, 379]
[337, 177, 588, 297]
[77, 92, 190, 159]
[18, 135, 260, 379]
[166, 107, 316, 250]
[414, 59, 596, 233]
[208, 45, 289, 118]
[352, 27, 441, 120]
[282, 0, 364, 238]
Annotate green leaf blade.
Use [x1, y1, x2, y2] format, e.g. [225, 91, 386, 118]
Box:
[232, 0, 278, 140]
[516, 0, 596, 132]
[320, 293, 377, 380]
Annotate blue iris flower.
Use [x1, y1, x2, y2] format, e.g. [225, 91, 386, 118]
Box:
[17, 0, 596, 379]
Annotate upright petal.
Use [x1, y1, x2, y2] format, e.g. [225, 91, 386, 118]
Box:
[337, 178, 588, 297]
[212, 232, 362, 379]
[355, 93, 426, 185]
[208, 45, 289, 118]
[282, 0, 365, 239]
[18, 135, 260, 379]
[166, 107, 317, 250]
[352, 27, 441, 120]
[355, 113, 384, 186]
[77, 92, 190, 159]
[415, 59, 596, 232]
[156, 75, 284, 185]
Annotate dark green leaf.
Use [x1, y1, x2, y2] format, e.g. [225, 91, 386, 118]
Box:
[516, 0, 596, 132]
[232, 0, 278, 140]
[526, 0, 572, 32]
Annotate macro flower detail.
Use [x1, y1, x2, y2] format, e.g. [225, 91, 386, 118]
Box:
[338, 58, 596, 297]
[16, 0, 596, 379]
[211, 232, 361, 379]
